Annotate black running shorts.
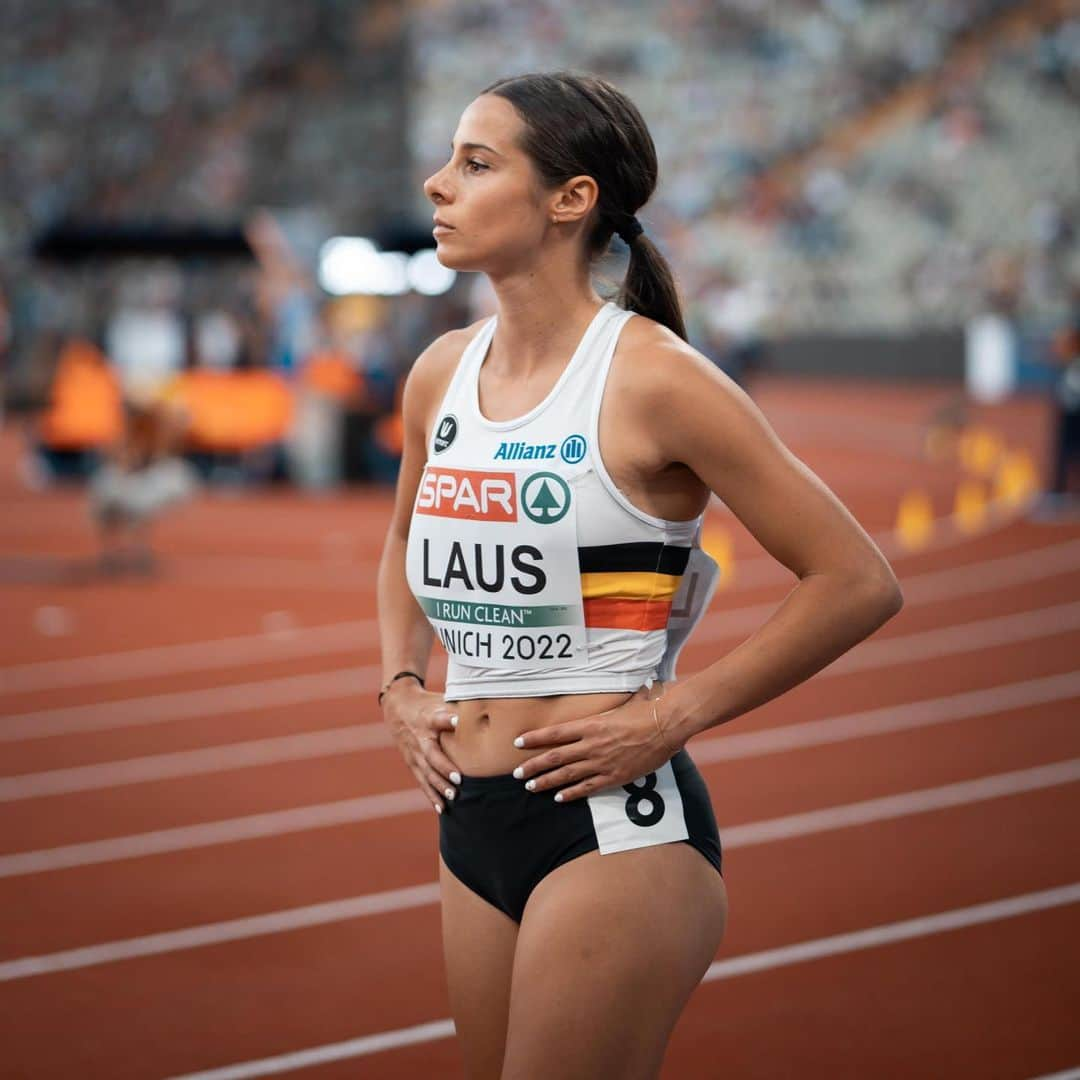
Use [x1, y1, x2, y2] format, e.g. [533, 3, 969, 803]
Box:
[439, 747, 723, 923]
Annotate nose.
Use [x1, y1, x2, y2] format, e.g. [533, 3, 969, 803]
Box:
[424, 164, 451, 205]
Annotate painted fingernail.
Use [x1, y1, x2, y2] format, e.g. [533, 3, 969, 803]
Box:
[450, 715, 459, 728]
[435, 803, 442, 814]
[525, 779, 536, 792]
[554, 793, 564, 803]
[450, 771, 462, 785]
[444, 787, 455, 800]
[514, 736, 525, 748]
[512, 766, 524, 780]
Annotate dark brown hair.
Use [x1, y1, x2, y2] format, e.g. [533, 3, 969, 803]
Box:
[481, 71, 687, 342]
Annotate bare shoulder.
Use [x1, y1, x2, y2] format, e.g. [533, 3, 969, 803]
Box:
[609, 311, 758, 462]
[402, 317, 487, 432]
[614, 312, 732, 394]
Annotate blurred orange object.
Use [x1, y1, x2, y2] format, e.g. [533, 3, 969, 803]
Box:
[172, 370, 294, 452]
[303, 351, 364, 403]
[373, 378, 405, 457]
[38, 339, 124, 449]
[374, 412, 404, 457]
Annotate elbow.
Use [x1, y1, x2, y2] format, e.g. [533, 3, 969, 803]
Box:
[864, 572, 904, 622]
[829, 564, 902, 623]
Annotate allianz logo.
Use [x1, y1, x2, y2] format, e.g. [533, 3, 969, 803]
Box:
[494, 434, 588, 464]
[495, 441, 556, 461]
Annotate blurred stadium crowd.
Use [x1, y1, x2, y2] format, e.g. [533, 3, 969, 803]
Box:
[1, 0, 1078, 494]
[414, 0, 1080, 334]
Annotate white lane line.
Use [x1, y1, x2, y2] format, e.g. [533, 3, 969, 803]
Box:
[2, 758, 1076, 981]
[2, 671, 1076, 870]
[165, 882, 1080, 1079]
[697, 538, 1080, 647]
[3, 534, 1076, 696]
[824, 600, 1080, 674]
[700, 882, 1080, 980]
[0, 883, 440, 982]
[4, 588, 1076, 746]
[0, 724, 391, 802]
[0, 668, 381, 744]
[691, 669, 1080, 766]
[171, 1020, 459, 1080]
[0, 788, 426, 878]
[0, 632, 378, 699]
[719, 758, 1080, 846]
[897, 538, 1080, 605]
[170, 1023, 457, 1080]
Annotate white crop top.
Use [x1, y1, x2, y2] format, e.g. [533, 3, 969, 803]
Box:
[404, 300, 719, 700]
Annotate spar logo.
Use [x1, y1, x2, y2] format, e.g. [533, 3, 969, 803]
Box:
[416, 467, 517, 521]
[521, 471, 571, 524]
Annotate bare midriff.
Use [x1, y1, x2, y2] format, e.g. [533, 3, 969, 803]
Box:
[444, 689, 647, 777]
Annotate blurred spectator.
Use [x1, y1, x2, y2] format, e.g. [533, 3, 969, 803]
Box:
[410, 0, 1078, 335]
[698, 269, 773, 390]
[1038, 281, 1080, 511]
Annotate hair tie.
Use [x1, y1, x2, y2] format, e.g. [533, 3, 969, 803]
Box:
[614, 213, 644, 245]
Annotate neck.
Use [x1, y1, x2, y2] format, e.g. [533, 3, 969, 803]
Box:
[484, 259, 605, 378]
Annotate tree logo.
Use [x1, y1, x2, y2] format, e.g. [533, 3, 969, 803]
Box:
[433, 415, 458, 454]
[521, 472, 571, 524]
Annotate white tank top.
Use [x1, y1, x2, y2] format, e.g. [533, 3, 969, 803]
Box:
[405, 300, 720, 700]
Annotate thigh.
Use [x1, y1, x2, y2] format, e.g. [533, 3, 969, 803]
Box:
[439, 855, 519, 1080]
[501, 842, 727, 1080]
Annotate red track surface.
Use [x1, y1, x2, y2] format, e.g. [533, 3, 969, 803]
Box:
[1, 378, 1077, 1079]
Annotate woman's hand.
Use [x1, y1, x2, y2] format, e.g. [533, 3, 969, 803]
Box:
[511, 685, 681, 803]
[380, 681, 461, 814]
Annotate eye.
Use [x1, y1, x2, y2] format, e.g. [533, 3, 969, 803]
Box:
[465, 159, 489, 174]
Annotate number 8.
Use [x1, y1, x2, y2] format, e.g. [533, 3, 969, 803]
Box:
[623, 772, 665, 827]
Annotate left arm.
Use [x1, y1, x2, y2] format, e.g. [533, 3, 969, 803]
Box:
[649, 342, 903, 748]
[515, 334, 903, 800]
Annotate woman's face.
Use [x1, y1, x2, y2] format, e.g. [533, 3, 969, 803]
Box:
[423, 94, 553, 274]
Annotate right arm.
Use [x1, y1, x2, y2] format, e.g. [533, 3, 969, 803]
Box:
[375, 327, 475, 813]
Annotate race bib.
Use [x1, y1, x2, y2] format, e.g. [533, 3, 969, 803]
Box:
[406, 464, 588, 669]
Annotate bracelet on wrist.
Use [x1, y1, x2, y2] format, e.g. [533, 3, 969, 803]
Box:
[378, 670, 425, 706]
[650, 698, 680, 757]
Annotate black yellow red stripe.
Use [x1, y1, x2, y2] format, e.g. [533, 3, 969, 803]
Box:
[582, 597, 672, 631]
[577, 543, 690, 630]
[580, 571, 681, 601]
[577, 543, 691, 575]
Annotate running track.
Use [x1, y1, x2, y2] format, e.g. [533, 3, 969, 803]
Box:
[0, 378, 1077, 1079]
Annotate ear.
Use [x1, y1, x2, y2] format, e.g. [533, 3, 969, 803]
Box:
[549, 174, 599, 225]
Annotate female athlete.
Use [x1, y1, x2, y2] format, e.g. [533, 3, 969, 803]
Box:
[376, 72, 903, 1080]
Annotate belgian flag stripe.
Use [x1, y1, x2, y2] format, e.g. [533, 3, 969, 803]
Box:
[577, 543, 691, 575]
[584, 597, 671, 632]
[580, 572, 681, 601]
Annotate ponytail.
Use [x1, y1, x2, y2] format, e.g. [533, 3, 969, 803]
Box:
[619, 233, 688, 343]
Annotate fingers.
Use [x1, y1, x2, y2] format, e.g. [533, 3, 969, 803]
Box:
[516, 760, 605, 799]
[409, 729, 461, 804]
[549, 776, 608, 803]
[429, 707, 459, 735]
[411, 763, 447, 815]
[512, 743, 587, 785]
[512, 720, 584, 750]
[420, 756, 458, 805]
[425, 741, 463, 789]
